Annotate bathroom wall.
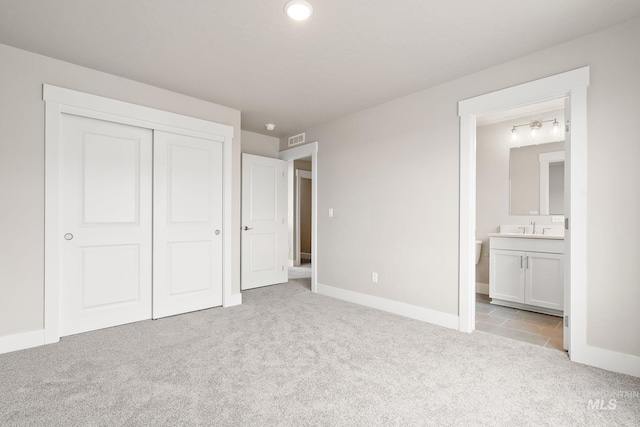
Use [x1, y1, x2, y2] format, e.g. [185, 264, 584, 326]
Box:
[476, 109, 564, 286]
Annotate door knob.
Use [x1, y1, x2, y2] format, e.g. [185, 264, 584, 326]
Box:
[215, 230, 221, 235]
[243, 226, 253, 231]
[64, 233, 74, 240]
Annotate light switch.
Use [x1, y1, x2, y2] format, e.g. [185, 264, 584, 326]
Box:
[328, 208, 334, 218]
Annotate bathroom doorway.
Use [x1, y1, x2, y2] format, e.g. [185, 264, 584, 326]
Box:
[458, 67, 590, 361]
[474, 100, 567, 351]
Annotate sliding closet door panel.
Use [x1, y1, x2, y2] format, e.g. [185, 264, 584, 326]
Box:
[153, 131, 223, 319]
[60, 114, 152, 337]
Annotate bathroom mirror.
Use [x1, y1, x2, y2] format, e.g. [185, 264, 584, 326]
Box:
[509, 141, 564, 215]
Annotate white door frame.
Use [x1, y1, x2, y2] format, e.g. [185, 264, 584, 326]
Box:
[458, 68, 589, 360]
[295, 169, 313, 266]
[279, 142, 318, 293]
[43, 84, 235, 345]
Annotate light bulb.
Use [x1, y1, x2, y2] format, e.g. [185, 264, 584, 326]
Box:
[284, 0, 313, 21]
[550, 119, 560, 138]
[511, 127, 518, 141]
[529, 122, 542, 140]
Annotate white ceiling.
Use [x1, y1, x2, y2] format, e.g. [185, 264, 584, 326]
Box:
[1, 0, 639, 138]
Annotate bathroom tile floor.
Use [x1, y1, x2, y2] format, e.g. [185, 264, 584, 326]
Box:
[475, 293, 565, 351]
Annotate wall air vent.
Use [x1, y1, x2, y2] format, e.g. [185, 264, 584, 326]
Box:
[288, 132, 305, 146]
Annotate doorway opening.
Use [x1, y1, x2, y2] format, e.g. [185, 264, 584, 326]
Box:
[458, 67, 589, 362]
[279, 142, 318, 293]
[289, 165, 313, 290]
[474, 99, 567, 351]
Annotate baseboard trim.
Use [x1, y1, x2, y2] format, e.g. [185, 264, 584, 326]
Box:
[476, 282, 489, 295]
[300, 252, 311, 260]
[317, 283, 459, 330]
[223, 293, 242, 307]
[573, 344, 640, 378]
[0, 329, 45, 355]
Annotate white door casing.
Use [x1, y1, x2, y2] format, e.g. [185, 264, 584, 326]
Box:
[153, 131, 223, 318]
[241, 154, 288, 290]
[458, 67, 589, 361]
[59, 114, 153, 336]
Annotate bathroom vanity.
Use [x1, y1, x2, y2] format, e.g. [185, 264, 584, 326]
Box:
[488, 234, 564, 316]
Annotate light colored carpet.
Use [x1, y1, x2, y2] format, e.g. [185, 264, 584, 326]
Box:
[1, 275, 638, 426]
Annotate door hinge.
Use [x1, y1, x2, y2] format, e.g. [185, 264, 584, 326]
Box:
[565, 218, 569, 230]
[282, 265, 284, 271]
[565, 121, 570, 133]
[564, 316, 569, 327]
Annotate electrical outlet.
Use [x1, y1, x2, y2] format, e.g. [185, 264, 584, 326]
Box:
[328, 208, 334, 218]
[371, 272, 378, 283]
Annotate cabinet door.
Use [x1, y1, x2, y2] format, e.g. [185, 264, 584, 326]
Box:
[525, 252, 564, 310]
[490, 249, 525, 303]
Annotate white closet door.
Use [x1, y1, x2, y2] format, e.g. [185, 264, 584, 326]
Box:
[241, 154, 288, 290]
[60, 114, 153, 336]
[153, 131, 223, 318]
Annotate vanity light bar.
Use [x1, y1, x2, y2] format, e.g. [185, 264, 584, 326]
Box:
[511, 119, 560, 140]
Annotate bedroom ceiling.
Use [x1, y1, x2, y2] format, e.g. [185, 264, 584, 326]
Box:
[1, 0, 639, 138]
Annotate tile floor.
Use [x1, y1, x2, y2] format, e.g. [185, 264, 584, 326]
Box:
[476, 293, 565, 351]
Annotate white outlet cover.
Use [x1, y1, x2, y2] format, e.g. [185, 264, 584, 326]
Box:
[328, 208, 334, 217]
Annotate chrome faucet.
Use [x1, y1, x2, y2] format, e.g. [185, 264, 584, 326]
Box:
[531, 221, 536, 235]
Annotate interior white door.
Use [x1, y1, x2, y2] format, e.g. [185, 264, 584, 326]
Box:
[60, 114, 152, 336]
[563, 97, 571, 352]
[153, 131, 223, 318]
[241, 154, 288, 290]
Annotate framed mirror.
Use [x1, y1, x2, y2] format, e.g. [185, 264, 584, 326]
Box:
[509, 141, 564, 215]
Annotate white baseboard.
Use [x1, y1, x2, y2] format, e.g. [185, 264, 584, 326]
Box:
[476, 282, 489, 295]
[223, 293, 242, 307]
[0, 329, 45, 355]
[317, 283, 459, 330]
[573, 344, 640, 378]
[300, 252, 311, 260]
[288, 260, 294, 267]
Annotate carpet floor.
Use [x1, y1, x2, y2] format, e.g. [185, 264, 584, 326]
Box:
[1, 269, 639, 426]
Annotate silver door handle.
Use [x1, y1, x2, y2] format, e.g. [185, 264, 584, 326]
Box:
[64, 233, 73, 240]
[243, 226, 253, 231]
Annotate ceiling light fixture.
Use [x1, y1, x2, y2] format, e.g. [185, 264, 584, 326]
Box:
[284, 0, 313, 21]
[265, 123, 276, 131]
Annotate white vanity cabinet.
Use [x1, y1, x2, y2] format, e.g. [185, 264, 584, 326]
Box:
[489, 236, 564, 316]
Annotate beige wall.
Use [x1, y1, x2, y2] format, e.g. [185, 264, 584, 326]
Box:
[476, 111, 563, 286]
[241, 130, 279, 158]
[0, 43, 242, 337]
[297, 18, 640, 357]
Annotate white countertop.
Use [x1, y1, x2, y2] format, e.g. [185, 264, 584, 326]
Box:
[488, 232, 564, 240]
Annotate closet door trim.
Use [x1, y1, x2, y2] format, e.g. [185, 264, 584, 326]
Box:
[44, 84, 235, 344]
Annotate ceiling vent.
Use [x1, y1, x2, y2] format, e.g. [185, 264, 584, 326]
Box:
[288, 132, 305, 147]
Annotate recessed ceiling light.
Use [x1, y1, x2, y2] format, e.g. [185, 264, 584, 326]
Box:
[284, 0, 313, 21]
[265, 123, 276, 131]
